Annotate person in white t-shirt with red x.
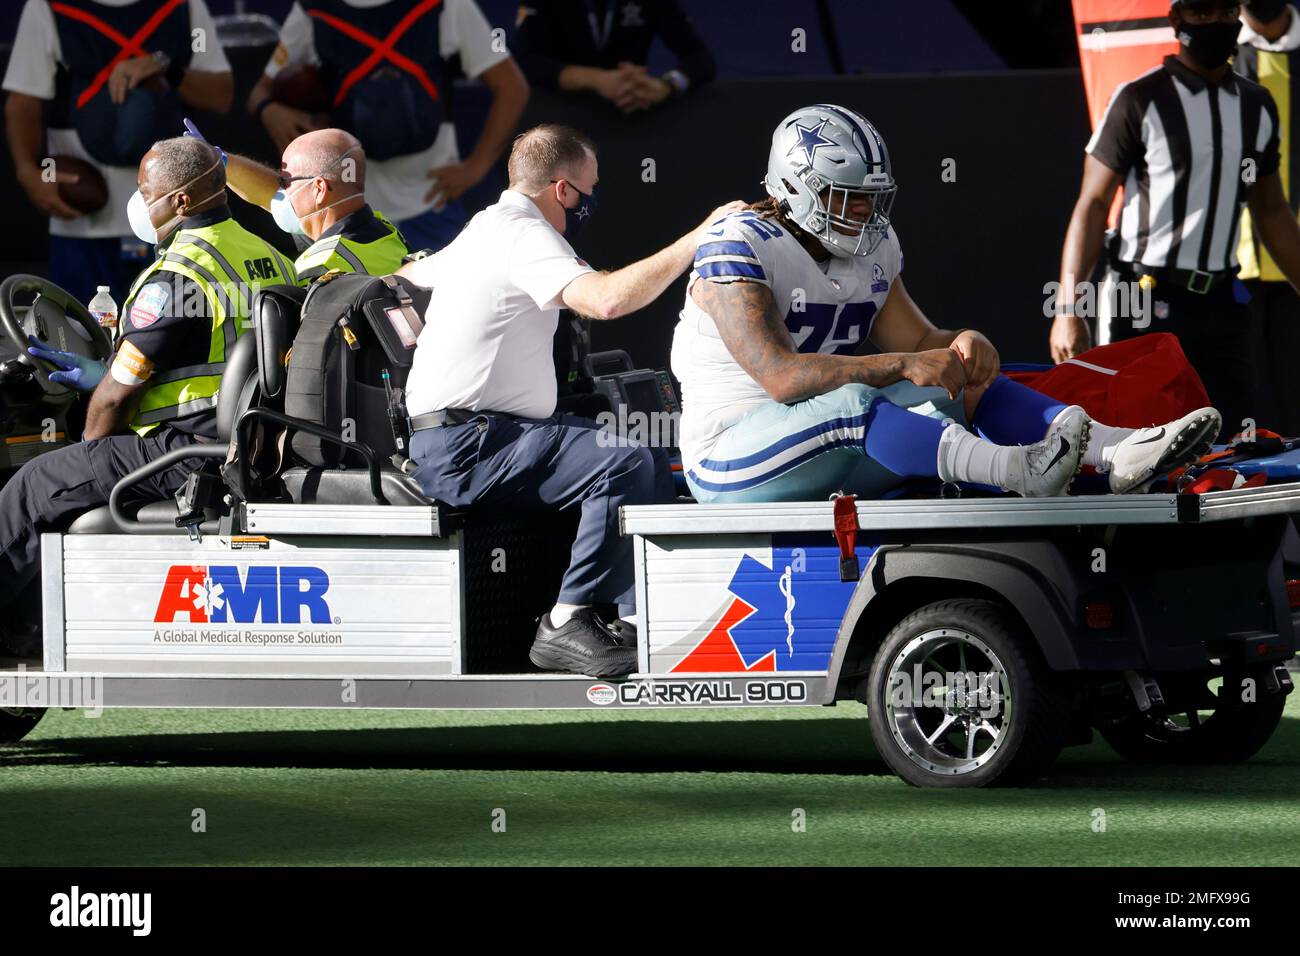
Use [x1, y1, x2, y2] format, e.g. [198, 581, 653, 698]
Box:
[247, 0, 529, 255]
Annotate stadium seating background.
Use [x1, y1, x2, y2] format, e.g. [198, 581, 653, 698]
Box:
[0, 1, 1087, 366]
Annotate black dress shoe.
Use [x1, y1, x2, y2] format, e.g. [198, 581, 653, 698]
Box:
[530, 607, 637, 678]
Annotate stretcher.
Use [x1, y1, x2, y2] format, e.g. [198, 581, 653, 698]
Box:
[1, 275, 1298, 788]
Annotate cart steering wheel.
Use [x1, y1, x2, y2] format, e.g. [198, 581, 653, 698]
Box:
[0, 274, 112, 396]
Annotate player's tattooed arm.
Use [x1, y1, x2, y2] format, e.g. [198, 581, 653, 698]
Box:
[693, 279, 920, 403]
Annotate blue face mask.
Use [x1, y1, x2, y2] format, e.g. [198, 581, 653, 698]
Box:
[552, 179, 597, 240]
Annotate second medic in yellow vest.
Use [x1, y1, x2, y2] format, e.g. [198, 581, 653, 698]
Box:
[224, 127, 410, 283]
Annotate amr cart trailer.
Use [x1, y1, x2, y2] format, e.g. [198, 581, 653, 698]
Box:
[1, 275, 1298, 788]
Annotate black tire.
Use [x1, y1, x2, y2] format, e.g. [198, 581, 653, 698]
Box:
[866, 598, 1068, 788]
[1100, 688, 1285, 764]
[0, 708, 45, 743]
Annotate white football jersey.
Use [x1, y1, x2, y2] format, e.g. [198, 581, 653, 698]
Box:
[670, 210, 904, 472]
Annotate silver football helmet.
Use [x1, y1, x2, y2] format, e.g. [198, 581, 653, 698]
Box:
[763, 104, 896, 258]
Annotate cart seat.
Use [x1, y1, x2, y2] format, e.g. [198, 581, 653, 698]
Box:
[66, 500, 218, 535]
[63, 314, 269, 535]
[280, 465, 436, 506]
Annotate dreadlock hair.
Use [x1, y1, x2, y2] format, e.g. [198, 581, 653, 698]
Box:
[748, 195, 827, 260]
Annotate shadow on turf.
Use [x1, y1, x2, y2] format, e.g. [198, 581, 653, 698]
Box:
[1, 713, 1299, 787]
[3, 717, 892, 775]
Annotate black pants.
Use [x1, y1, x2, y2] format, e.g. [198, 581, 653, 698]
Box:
[0, 426, 199, 611]
[1244, 279, 1300, 437]
[1108, 273, 1258, 442]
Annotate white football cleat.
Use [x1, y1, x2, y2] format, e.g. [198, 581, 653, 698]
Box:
[1005, 405, 1089, 497]
[1107, 407, 1222, 494]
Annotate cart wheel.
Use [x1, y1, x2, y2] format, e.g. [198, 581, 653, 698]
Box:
[866, 598, 1068, 788]
[1100, 689, 1285, 764]
[0, 708, 45, 743]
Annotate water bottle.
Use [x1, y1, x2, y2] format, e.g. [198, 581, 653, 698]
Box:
[89, 285, 118, 333]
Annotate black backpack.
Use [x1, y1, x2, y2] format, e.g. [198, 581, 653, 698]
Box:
[283, 271, 427, 468]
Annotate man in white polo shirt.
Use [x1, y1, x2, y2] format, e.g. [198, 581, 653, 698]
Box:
[400, 123, 740, 678]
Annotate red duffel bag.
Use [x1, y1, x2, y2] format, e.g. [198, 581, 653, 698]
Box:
[1003, 333, 1211, 428]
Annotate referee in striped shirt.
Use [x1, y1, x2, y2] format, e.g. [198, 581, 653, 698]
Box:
[1052, 0, 1300, 440]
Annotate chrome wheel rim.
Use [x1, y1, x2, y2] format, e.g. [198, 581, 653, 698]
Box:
[883, 628, 1012, 776]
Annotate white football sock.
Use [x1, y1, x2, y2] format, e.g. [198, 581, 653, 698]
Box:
[1076, 418, 1134, 473]
[548, 603, 588, 627]
[936, 423, 1012, 487]
[619, 613, 641, 629]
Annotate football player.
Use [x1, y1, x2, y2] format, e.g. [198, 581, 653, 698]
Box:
[671, 104, 1221, 502]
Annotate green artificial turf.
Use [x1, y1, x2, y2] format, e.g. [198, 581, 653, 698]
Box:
[0, 696, 1297, 866]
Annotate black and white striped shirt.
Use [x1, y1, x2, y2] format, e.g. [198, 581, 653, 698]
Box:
[1088, 55, 1281, 273]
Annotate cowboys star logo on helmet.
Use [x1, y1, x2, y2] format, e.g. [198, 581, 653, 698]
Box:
[788, 119, 837, 166]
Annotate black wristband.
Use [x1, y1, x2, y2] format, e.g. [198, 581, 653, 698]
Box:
[253, 96, 276, 122]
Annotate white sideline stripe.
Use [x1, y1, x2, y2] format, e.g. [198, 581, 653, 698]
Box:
[1078, 26, 1174, 51]
[693, 423, 866, 485]
[1063, 357, 1119, 376]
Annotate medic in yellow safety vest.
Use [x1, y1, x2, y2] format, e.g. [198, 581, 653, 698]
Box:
[0, 136, 293, 637]
[120, 196, 295, 434]
[224, 127, 411, 284]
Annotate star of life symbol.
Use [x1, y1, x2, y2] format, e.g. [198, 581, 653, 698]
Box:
[778, 564, 796, 655]
[185, 574, 225, 616]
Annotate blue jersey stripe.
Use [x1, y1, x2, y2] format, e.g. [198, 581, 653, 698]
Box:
[696, 412, 874, 474]
[688, 434, 865, 492]
[695, 260, 766, 280]
[696, 240, 759, 261]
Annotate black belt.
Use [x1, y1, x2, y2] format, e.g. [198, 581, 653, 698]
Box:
[409, 408, 484, 432]
[1113, 261, 1234, 295]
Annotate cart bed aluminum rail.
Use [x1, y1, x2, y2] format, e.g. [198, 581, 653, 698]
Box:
[622, 484, 1300, 536]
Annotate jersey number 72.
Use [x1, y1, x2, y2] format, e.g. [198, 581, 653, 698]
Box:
[785, 301, 877, 355]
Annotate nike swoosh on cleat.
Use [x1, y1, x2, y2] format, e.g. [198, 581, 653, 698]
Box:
[1045, 437, 1071, 472]
[1131, 427, 1166, 445]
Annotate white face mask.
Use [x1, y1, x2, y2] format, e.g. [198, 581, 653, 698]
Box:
[127, 157, 224, 245]
[270, 178, 364, 239]
[270, 146, 365, 239]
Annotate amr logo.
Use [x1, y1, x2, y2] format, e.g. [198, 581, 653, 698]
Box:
[154, 565, 332, 624]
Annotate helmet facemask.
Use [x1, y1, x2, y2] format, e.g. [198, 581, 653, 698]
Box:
[809, 179, 897, 257]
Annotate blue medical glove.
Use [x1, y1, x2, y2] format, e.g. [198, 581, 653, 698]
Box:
[183, 117, 228, 166]
[27, 334, 106, 392]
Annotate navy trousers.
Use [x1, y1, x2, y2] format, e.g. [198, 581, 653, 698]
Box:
[0, 426, 200, 611]
[410, 413, 674, 616]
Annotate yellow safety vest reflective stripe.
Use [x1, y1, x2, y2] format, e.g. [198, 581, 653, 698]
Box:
[121, 218, 296, 435]
[294, 210, 409, 284]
